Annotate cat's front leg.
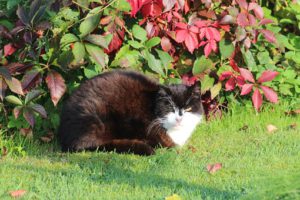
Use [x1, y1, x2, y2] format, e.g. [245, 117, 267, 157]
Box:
[147, 130, 176, 148]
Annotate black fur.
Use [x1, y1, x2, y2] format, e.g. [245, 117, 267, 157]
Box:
[58, 70, 203, 155]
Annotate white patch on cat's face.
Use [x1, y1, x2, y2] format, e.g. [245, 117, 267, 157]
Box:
[162, 108, 202, 146]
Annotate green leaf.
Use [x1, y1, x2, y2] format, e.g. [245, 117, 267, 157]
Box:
[84, 65, 101, 79]
[85, 43, 106, 67]
[111, 0, 131, 11]
[60, 33, 79, 47]
[201, 75, 214, 94]
[7, 0, 21, 10]
[58, 51, 74, 69]
[110, 45, 141, 68]
[79, 6, 102, 38]
[219, 39, 234, 59]
[132, 25, 147, 42]
[145, 37, 161, 49]
[128, 40, 144, 49]
[72, 42, 86, 63]
[25, 90, 41, 104]
[192, 56, 213, 75]
[84, 34, 112, 49]
[276, 34, 295, 50]
[279, 18, 294, 24]
[144, 51, 164, 76]
[257, 51, 272, 65]
[241, 48, 257, 72]
[155, 49, 173, 73]
[5, 95, 23, 105]
[279, 84, 293, 96]
[210, 82, 222, 100]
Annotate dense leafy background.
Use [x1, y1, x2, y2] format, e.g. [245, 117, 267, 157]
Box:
[0, 0, 299, 138]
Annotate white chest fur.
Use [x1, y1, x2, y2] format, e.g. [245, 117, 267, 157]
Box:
[164, 113, 203, 146]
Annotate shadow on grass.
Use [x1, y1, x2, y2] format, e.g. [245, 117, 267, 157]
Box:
[4, 151, 240, 199]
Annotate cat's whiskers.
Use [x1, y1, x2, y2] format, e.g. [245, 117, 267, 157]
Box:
[146, 118, 164, 136]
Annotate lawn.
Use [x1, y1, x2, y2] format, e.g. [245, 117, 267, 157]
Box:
[0, 103, 299, 200]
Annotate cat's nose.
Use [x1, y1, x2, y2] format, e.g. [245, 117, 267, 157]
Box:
[175, 117, 182, 123]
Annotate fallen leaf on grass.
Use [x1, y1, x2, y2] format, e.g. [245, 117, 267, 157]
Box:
[20, 128, 33, 138]
[267, 124, 278, 133]
[1, 146, 8, 157]
[9, 190, 26, 198]
[207, 163, 222, 174]
[188, 145, 197, 153]
[238, 125, 249, 131]
[285, 109, 300, 116]
[40, 131, 54, 143]
[288, 123, 297, 130]
[165, 194, 182, 200]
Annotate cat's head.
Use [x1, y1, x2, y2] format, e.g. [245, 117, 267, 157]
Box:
[155, 82, 204, 130]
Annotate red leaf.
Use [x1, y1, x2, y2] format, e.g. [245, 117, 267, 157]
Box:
[236, 0, 248, 10]
[229, 59, 240, 72]
[204, 43, 212, 57]
[207, 163, 222, 174]
[248, 14, 256, 26]
[185, 32, 198, 53]
[184, 0, 190, 13]
[21, 70, 41, 93]
[252, 88, 262, 111]
[252, 4, 264, 19]
[45, 71, 66, 106]
[260, 29, 276, 43]
[176, 22, 188, 29]
[239, 68, 255, 83]
[100, 16, 112, 25]
[4, 43, 16, 57]
[20, 128, 33, 138]
[13, 106, 22, 119]
[225, 77, 236, 91]
[259, 19, 274, 25]
[23, 109, 35, 127]
[127, 0, 143, 17]
[209, 39, 217, 52]
[9, 190, 26, 198]
[31, 104, 47, 118]
[219, 71, 233, 81]
[146, 22, 159, 38]
[257, 70, 279, 83]
[206, 27, 220, 41]
[104, 29, 124, 54]
[182, 74, 197, 86]
[161, 36, 172, 52]
[237, 13, 249, 27]
[176, 29, 188, 43]
[241, 83, 253, 95]
[163, 0, 176, 12]
[141, 0, 163, 18]
[40, 131, 54, 143]
[236, 75, 245, 87]
[260, 85, 278, 103]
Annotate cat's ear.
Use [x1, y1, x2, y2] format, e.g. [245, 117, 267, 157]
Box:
[188, 81, 201, 94]
[158, 85, 171, 96]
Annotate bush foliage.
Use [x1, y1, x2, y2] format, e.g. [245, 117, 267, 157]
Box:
[0, 0, 299, 135]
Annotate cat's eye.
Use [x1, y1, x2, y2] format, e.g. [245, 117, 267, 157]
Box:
[185, 107, 192, 112]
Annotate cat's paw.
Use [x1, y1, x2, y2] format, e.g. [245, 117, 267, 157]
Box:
[135, 144, 155, 156]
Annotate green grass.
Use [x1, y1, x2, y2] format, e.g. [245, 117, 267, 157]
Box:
[0, 104, 299, 200]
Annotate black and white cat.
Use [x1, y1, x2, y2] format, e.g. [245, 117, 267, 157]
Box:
[58, 70, 204, 155]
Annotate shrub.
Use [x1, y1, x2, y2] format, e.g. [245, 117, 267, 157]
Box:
[0, 0, 299, 135]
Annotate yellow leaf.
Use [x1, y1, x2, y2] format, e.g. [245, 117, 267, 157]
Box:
[165, 194, 182, 200]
